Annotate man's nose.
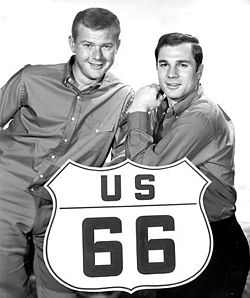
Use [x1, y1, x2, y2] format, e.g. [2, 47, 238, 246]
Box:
[92, 46, 102, 60]
[167, 66, 178, 78]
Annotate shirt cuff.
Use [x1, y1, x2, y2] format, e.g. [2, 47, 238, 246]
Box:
[128, 111, 149, 133]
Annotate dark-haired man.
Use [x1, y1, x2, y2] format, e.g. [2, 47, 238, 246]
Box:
[0, 7, 133, 298]
[126, 32, 250, 297]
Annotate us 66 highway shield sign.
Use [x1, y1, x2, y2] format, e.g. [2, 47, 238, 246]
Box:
[44, 158, 213, 293]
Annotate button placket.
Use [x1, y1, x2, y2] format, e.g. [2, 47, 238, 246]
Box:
[62, 93, 84, 146]
[32, 94, 81, 185]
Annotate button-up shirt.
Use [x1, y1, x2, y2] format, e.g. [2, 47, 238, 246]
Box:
[0, 56, 133, 199]
[126, 86, 236, 221]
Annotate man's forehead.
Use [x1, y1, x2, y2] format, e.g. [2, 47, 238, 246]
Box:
[158, 43, 193, 60]
[76, 24, 118, 40]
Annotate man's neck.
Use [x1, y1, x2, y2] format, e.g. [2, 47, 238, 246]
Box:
[72, 64, 100, 91]
[167, 86, 199, 107]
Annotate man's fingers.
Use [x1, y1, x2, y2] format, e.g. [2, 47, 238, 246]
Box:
[148, 83, 161, 92]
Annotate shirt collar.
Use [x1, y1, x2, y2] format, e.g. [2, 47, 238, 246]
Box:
[165, 85, 203, 118]
[63, 55, 103, 92]
[63, 55, 75, 86]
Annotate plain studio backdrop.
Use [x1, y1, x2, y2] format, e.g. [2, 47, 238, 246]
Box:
[0, 0, 250, 288]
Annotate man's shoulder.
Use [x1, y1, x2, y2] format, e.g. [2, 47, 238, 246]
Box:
[104, 71, 133, 92]
[191, 93, 218, 116]
[190, 93, 232, 128]
[22, 61, 66, 80]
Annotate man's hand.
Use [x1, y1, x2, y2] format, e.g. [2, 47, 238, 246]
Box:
[129, 84, 163, 113]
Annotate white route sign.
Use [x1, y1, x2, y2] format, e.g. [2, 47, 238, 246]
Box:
[44, 158, 213, 293]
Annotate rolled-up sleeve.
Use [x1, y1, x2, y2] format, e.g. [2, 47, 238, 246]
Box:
[107, 89, 134, 165]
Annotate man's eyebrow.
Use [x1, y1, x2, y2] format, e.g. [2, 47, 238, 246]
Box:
[80, 40, 94, 44]
[158, 59, 168, 63]
[158, 59, 192, 63]
[102, 42, 114, 45]
[176, 59, 192, 63]
[80, 40, 114, 46]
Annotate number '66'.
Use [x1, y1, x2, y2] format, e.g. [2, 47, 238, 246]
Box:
[82, 215, 175, 277]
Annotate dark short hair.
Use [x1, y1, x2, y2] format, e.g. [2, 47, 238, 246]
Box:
[72, 8, 120, 40]
[154, 32, 203, 71]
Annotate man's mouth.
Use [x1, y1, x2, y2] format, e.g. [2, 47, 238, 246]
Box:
[89, 62, 103, 69]
[166, 83, 181, 90]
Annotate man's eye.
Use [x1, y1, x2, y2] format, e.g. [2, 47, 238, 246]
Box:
[179, 63, 188, 68]
[102, 45, 112, 50]
[159, 63, 168, 68]
[83, 43, 92, 48]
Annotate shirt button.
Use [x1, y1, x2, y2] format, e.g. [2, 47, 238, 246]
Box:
[40, 174, 44, 178]
[95, 129, 99, 133]
[76, 95, 81, 100]
[71, 117, 75, 121]
[64, 139, 68, 143]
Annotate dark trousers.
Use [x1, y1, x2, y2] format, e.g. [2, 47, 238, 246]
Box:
[156, 215, 250, 298]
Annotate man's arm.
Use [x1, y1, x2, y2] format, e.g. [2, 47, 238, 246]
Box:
[104, 89, 134, 166]
[126, 109, 215, 167]
[0, 67, 26, 128]
[125, 85, 215, 167]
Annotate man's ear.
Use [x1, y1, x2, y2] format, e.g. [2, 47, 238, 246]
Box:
[68, 36, 76, 53]
[196, 64, 204, 81]
[115, 39, 121, 52]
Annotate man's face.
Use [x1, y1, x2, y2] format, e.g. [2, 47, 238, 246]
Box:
[69, 24, 120, 85]
[157, 43, 202, 102]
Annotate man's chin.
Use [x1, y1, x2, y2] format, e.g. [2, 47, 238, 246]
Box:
[88, 70, 106, 81]
[164, 93, 180, 100]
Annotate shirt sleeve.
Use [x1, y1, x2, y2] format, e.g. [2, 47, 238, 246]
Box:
[105, 89, 134, 166]
[0, 67, 26, 128]
[126, 111, 215, 166]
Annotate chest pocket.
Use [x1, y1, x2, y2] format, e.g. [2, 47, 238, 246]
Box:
[78, 115, 115, 141]
[91, 120, 115, 134]
[82, 118, 115, 153]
